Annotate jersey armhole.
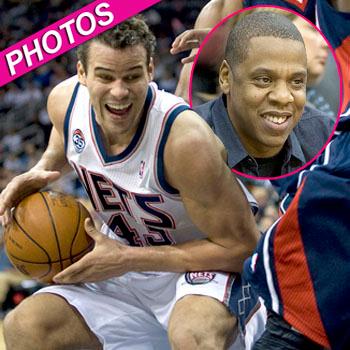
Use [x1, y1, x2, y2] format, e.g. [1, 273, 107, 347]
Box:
[63, 82, 80, 154]
[156, 105, 190, 195]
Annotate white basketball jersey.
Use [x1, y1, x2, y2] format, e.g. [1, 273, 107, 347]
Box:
[64, 79, 205, 246]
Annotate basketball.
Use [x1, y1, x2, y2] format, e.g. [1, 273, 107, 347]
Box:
[4, 191, 94, 283]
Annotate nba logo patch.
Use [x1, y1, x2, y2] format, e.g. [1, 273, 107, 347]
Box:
[185, 272, 216, 285]
[72, 129, 85, 153]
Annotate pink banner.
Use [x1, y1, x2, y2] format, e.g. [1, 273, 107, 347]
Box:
[0, 0, 161, 87]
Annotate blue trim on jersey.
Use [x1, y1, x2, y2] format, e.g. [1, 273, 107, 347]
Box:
[64, 82, 80, 154]
[91, 86, 153, 163]
[157, 105, 190, 195]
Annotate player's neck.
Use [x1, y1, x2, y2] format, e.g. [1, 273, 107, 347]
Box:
[94, 107, 145, 156]
[106, 129, 136, 156]
[99, 122, 138, 156]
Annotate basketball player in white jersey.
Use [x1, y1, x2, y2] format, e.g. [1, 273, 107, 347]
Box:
[0, 17, 265, 350]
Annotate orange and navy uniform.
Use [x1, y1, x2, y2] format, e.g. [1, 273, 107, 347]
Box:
[244, 108, 350, 350]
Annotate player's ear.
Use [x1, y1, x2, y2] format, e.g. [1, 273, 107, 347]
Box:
[219, 60, 231, 94]
[77, 61, 87, 86]
[148, 57, 155, 81]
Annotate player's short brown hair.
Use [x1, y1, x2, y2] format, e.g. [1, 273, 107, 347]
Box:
[77, 16, 156, 72]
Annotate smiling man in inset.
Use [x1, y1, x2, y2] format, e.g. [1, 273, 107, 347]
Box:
[195, 11, 333, 177]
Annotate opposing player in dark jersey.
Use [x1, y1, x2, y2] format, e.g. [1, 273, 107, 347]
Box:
[244, 108, 350, 350]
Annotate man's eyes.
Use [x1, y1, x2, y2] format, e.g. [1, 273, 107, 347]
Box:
[97, 74, 113, 81]
[253, 76, 305, 88]
[125, 74, 141, 81]
[292, 78, 305, 85]
[291, 78, 306, 88]
[254, 76, 272, 85]
[96, 74, 141, 82]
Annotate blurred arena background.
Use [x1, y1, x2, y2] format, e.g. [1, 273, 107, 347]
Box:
[0, 0, 280, 344]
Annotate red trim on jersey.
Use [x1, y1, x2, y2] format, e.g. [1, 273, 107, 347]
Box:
[284, 0, 308, 11]
[273, 180, 330, 348]
[222, 273, 235, 304]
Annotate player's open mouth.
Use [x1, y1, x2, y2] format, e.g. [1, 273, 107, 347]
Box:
[105, 103, 132, 116]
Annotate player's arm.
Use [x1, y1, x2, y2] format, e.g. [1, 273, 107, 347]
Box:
[53, 110, 259, 284]
[173, 0, 243, 101]
[0, 80, 74, 222]
[127, 110, 259, 272]
[32, 80, 74, 173]
[333, 0, 350, 12]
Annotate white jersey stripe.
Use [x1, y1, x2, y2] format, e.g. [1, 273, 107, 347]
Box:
[263, 217, 282, 313]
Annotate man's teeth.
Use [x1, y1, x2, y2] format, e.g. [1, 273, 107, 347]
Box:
[107, 103, 130, 111]
[263, 114, 288, 124]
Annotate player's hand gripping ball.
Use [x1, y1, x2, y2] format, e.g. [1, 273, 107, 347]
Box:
[4, 191, 94, 283]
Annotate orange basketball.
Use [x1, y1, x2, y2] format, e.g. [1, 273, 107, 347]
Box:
[4, 191, 94, 283]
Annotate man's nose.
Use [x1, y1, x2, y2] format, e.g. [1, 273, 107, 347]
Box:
[268, 81, 294, 105]
[110, 80, 129, 99]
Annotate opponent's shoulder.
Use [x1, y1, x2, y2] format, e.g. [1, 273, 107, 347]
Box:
[168, 109, 219, 149]
[47, 76, 80, 131]
[197, 0, 242, 26]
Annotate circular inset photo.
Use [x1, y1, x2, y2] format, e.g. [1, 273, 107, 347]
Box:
[190, 6, 342, 180]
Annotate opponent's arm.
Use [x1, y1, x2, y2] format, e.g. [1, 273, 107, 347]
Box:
[127, 110, 259, 272]
[174, 0, 243, 101]
[0, 80, 74, 222]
